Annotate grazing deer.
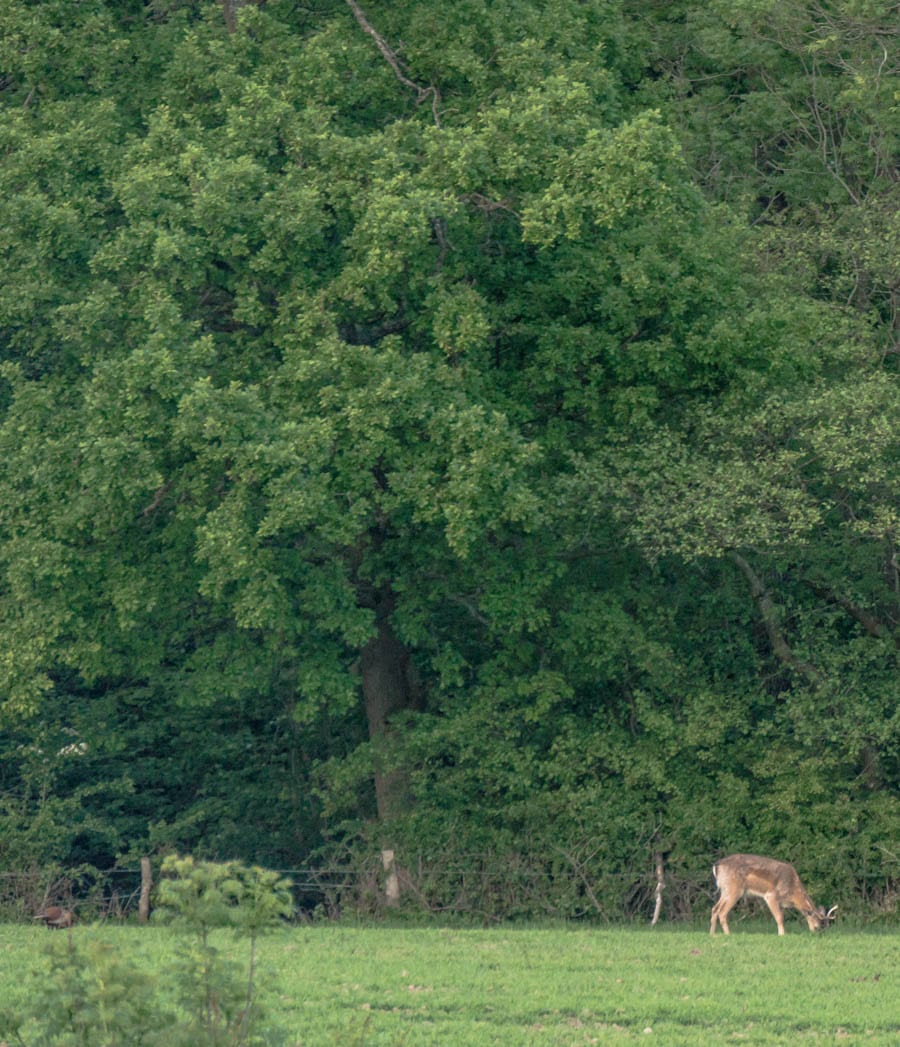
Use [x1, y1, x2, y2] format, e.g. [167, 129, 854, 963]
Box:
[710, 854, 836, 935]
[33, 905, 74, 929]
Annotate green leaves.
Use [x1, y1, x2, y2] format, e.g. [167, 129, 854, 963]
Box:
[0, 0, 897, 905]
[522, 111, 687, 245]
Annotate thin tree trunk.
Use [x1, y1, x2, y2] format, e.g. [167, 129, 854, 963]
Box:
[651, 853, 665, 926]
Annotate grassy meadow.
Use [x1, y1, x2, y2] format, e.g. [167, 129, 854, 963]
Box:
[0, 921, 896, 1044]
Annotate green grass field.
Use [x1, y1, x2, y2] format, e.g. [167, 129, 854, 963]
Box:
[1, 921, 896, 1044]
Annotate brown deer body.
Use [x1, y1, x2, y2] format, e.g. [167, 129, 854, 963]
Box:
[34, 905, 74, 929]
[710, 854, 836, 935]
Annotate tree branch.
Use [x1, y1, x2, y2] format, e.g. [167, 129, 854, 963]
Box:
[344, 0, 441, 124]
[804, 577, 900, 648]
[729, 551, 824, 686]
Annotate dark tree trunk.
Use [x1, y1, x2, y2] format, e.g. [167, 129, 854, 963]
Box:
[359, 589, 421, 822]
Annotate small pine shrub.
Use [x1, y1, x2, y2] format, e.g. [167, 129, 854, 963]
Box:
[0, 933, 169, 1047]
[156, 855, 294, 1046]
[0, 856, 293, 1047]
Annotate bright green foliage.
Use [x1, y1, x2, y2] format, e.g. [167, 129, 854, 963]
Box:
[156, 854, 293, 936]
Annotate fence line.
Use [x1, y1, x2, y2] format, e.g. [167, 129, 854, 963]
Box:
[2, 857, 895, 923]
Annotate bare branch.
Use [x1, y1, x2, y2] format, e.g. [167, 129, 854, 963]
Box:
[344, 0, 441, 124]
[460, 192, 521, 219]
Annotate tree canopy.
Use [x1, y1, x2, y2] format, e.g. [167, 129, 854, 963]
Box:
[1, 0, 897, 917]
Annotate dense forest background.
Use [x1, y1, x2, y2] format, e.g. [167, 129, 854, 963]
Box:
[0, 0, 897, 920]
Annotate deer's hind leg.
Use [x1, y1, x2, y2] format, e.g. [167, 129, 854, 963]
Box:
[710, 893, 737, 935]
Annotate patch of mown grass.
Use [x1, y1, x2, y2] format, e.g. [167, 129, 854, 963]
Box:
[1, 923, 896, 1044]
[267, 924, 897, 1044]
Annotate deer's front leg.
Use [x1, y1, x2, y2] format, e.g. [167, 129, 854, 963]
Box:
[763, 892, 786, 935]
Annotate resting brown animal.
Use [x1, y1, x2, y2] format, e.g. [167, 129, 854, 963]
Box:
[34, 905, 74, 929]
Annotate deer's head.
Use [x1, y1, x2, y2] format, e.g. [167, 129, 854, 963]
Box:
[807, 904, 838, 931]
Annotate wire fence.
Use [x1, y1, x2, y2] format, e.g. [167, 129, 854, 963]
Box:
[0, 856, 711, 924]
[3, 855, 896, 925]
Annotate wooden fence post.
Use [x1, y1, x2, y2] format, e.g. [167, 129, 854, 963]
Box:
[139, 857, 152, 923]
[382, 849, 400, 907]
